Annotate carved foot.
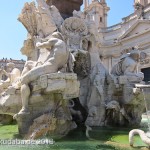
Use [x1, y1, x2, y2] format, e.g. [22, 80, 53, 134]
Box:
[18, 108, 30, 115]
[13, 108, 30, 120]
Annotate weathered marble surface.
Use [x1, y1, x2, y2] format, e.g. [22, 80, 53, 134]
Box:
[105, 48, 145, 126]
[0, 0, 80, 138]
[0, 0, 148, 139]
[0, 72, 79, 137]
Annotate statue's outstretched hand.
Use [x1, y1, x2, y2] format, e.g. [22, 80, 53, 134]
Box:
[36, 42, 43, 48]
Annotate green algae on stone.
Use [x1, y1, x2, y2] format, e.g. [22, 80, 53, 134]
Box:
[0, 124, 19, 140]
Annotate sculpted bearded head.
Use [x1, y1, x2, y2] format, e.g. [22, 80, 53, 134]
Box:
[129, 47, 140, 62]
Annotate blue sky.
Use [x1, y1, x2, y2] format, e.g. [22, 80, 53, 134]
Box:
[0, 0, 134, 60]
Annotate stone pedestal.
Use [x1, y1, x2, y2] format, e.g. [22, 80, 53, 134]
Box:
[0, 73, 79, 138]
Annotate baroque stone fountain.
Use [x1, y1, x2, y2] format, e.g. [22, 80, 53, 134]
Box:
[0, 0, 147, 143]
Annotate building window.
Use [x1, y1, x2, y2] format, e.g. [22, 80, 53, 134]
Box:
[100, 17, 102, 22]
[141, 67, 150, 83]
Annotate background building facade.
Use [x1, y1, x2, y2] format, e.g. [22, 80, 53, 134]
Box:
[83, 0, 150, 82]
